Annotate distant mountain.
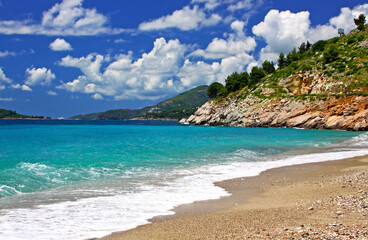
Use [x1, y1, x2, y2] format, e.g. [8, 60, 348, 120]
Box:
[0, 108, 44, 119]
[69, 85, 209, 120]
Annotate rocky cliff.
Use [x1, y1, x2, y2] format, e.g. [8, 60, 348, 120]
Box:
[182, 95, 368, 131]
[182, 28, 368, 131]
[181, 71, 368, 131]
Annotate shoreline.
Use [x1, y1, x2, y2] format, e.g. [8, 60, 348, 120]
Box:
[101, 154, 368, 240]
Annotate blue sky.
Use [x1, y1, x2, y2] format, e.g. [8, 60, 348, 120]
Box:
[0, 0, 367, 118]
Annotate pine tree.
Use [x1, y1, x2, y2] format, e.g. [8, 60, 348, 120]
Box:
[354, 14, 366, 31]
[278, 52, 286, 69]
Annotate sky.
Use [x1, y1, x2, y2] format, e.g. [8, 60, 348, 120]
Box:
[0, 0, 367, 118]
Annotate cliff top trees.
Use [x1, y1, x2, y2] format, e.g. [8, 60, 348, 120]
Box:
[262, 60, 275, 74]
[207, 82, 225, 99]
[278, 52, 286, 69]
[354, 14, 366, 31]
[225, 72, 249, 93]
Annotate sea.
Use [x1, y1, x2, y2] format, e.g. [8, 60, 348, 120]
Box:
[0, 119, 367, 240]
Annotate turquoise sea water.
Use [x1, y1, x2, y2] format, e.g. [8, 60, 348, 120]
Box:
[0, 120, 367, 239]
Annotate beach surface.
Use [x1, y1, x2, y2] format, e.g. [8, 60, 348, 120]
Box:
[101, 155, 368, 240]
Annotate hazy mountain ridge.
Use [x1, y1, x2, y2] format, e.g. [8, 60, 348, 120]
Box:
[69, 85, 208, 120]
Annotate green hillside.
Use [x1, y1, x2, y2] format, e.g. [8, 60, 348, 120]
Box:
[68, 112, 102, 120]
[69, 85, 208, 120]
[208, 24, 368, 102]
[0, 108, 44, 119]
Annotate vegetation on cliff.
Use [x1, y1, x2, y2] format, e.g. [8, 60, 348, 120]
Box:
[189, 20, 368, 130]
[207, 21, 368, 102]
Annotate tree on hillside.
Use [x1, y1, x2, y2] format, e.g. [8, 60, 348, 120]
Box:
[249, 67, 265, 87]
[299, 42, 307, 54]
[207, 82, 225, 99]
[262, 60, 275, 74]
[311, 40, 327, 52]
[306, 41, 312, 51]
[286, 48, 299, 66]
[278, 52, 286, 69]
[354, 14, 366, 31]
[225, 72, 249, 92]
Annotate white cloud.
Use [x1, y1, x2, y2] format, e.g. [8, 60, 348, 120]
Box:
[0, 97, 15, 102]
[330, 4, 368, 34]
[191, 20, 256, 59]
[47, 90, 58, 96]
[0, 51, 16, 57]
[0, 67, 11, 84]
[92, 93, 103, 100]
[0, 0, 123, 36]
[58, 38, 187, 100]
[191, 0, 220, 10]
[252, 4, 368, 63]
[25, 67, 56, 86]
[12, 84, 33, 91]
[253, 10, 311, 55]
[139, 5, 221, 31]
[252, 9, 337, 62]
[49, 38, 73, 51]
[57, 36, 256, 100]
[228, 0, 253, 12]
[179, 52, 254, 87]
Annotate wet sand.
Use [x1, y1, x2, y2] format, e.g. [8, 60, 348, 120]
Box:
[101, 155, 368, 239]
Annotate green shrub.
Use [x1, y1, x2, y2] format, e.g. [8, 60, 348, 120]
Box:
[347, 36, 356, 44]
[330, 37, 339, 43]
[312, 40, 327, 52]
[358, 35, 365, 42]
[207, 82, 225, 99]
[324, 70, 333, 77]
[323, 48, 339, 64]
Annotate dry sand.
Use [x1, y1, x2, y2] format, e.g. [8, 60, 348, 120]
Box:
[101, 156, 368, 240]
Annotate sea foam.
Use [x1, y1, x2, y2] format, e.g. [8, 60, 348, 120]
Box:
[0, 132, 368, 240]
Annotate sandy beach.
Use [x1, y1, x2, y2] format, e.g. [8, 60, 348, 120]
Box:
[101, 155, 368, 240]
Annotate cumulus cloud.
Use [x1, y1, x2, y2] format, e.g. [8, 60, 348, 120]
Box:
[0, 67, 11, 84]
[58, 38, 187, 100]
[330, 4, 368, 34]
[252, 4, 368, 63]
[139, 5, 221, 31]
[0, 67, 12, 90]
[191, 20, 256, 59]
[12, 84, 33, 91]
[252, 9, 336, 62]
[0, 0, 123, 36]
[57, 36, 255, 100]
[25, 67, 56, 86]
[179, 52, 254, 87]
[49, 38, 73, 51]
[47, 90, 58, 96]
[92, 93, 103, 100]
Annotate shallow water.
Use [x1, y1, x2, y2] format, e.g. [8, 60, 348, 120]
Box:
[0, 119, 366, 239]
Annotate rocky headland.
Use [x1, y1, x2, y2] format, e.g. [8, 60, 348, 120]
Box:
[182, 77, 368, 130]
[182, 31, 368, 131]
